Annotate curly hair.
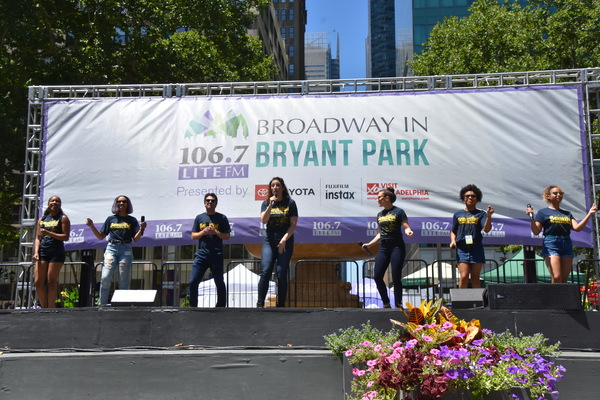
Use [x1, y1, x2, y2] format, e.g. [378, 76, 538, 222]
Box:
[459, 184, 483, 202]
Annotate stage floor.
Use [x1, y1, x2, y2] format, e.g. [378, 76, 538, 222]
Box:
[1, 307, 599, 399]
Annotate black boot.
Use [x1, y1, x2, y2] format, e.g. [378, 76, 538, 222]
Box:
[256, 301, 265, 308]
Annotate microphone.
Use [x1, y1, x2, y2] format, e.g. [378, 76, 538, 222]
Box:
[359, 242, 372, 256]
[527, 204, 533, 220]
[140, 215, 145, 235]
[271, 190, 277, 206]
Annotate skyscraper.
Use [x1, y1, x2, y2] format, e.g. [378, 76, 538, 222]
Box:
[272, 0, 307, 80]
[367, 0, 413, 78]
[305, 32, 340, 82]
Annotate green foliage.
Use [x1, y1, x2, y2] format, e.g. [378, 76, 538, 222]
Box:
[0, 0, 276, 245]
[324, 321, 403, 360]
[412, 0, 600, 76]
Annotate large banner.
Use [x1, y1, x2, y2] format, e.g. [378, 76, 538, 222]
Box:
[40, 86, 593, 250]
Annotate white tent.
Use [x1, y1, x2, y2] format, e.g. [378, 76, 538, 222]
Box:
[197, 264, 275, 308]
[349, 278, 395, 309]
[402, 262, 458, 288]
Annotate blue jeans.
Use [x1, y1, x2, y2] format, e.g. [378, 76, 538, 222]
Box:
[374, 239, 406, 308]
[257, 236, 294, 307]
[99, 243, 133, 305]
[189, 252, 226, 307]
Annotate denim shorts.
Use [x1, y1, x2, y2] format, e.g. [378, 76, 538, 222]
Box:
[456, 244, 485, 264]
[542, 235, 573, 258]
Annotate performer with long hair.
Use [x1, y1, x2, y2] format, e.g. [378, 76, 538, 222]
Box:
[33, 196, 71, 308]
[257, 177, 298, 308]
[526, 185, 597, 283]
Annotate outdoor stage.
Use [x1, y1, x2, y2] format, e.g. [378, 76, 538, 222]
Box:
[1, 307, 599, 399]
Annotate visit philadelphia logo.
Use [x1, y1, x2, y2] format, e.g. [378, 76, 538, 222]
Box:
[185, 110, 249, 139]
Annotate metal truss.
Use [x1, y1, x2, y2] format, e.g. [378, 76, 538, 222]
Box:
[19, 68, 600, 262]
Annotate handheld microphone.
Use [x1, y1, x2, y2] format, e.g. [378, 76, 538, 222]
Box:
[359, 242, 372, 256]
[271, 190, 277, 206]
[140, 216, 145, 235]
[527, 204, 533, 220]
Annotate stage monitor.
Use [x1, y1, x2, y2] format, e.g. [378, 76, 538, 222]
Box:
[110, 290, 158, 307]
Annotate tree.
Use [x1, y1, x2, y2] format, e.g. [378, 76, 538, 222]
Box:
[411, 0, 600, 76]
[0, 0, 275, 248]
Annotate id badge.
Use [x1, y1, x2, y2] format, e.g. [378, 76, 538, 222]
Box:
[465, 235, 473, 245]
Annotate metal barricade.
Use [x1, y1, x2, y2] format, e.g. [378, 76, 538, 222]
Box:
[363, 258, 430, 306]
[162, 259, 265, 308]
[93, 260, 158, 306]
[291, 259, 362, 308]
[56, 262, 89, 308]
[483, 258, 583, 284]
[0, 263, 28, 309]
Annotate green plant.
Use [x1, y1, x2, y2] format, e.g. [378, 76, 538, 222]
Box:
[59, 286, 79, 308]
[324, 321, 403, 360]
[328, 301, 565, 400]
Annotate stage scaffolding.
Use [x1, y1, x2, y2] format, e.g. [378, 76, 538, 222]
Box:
[20, 68, 600, 269]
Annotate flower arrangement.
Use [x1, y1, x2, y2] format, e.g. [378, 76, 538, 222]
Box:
[325, 299, 565, 400]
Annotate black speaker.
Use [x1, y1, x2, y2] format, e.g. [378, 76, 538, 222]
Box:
[450, 288, 486, 309]
[485, 283, 581, 310]
[110, 290, 158, 306]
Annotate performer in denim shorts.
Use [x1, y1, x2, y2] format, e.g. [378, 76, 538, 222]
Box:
[33, 196, 71, 308]
[526, 185, 597, 283]
[450, 185, 494, 289]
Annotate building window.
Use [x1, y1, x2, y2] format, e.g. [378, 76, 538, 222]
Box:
[274, 9, 278, 19]
[281, 27, 286, 39]
[289, 63, 295, 77]
[289, 9, 294, 21]
[289, 27, 295, 39]
[280, 9, 287, 21]
[289, 45, 295, 57]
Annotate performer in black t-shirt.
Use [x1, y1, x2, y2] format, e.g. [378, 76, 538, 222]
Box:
[189, 193, 231, 307]
[257, 177, 298, 308]
[362, 188, 413, 308]
[526, 185, 596, 283]
[86, 195, 146, 305]
[33, 196, 71, 308]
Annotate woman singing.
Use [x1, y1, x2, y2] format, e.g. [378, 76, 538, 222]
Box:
[257, 177, 298, 308]
[33, 196, 71, 308]
[362, 187, 413, 308]
[450, 184, 494, 288]
[526, 186, 597, 283]
[86, 195, 146, 305]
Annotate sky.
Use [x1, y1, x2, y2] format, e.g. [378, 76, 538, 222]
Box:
[305, 0, 368, 79]
[305, 0, 413, 80]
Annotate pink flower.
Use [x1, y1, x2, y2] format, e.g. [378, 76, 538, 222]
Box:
[430, 348, 440, 355]
[367, 381, 374, 387]
[393, 341, 403, 347]
[423, 335, 433, 342]
[345, 349, 353, 357]
[373, 344, 382, 351]
[361, 341, 372, 347]
[367, 359, 378, 367]
[443, 321, 454, 329]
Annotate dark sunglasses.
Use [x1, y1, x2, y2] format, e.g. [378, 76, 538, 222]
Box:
[205, 199, 217, 203]
[116, 200, 128, 204]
